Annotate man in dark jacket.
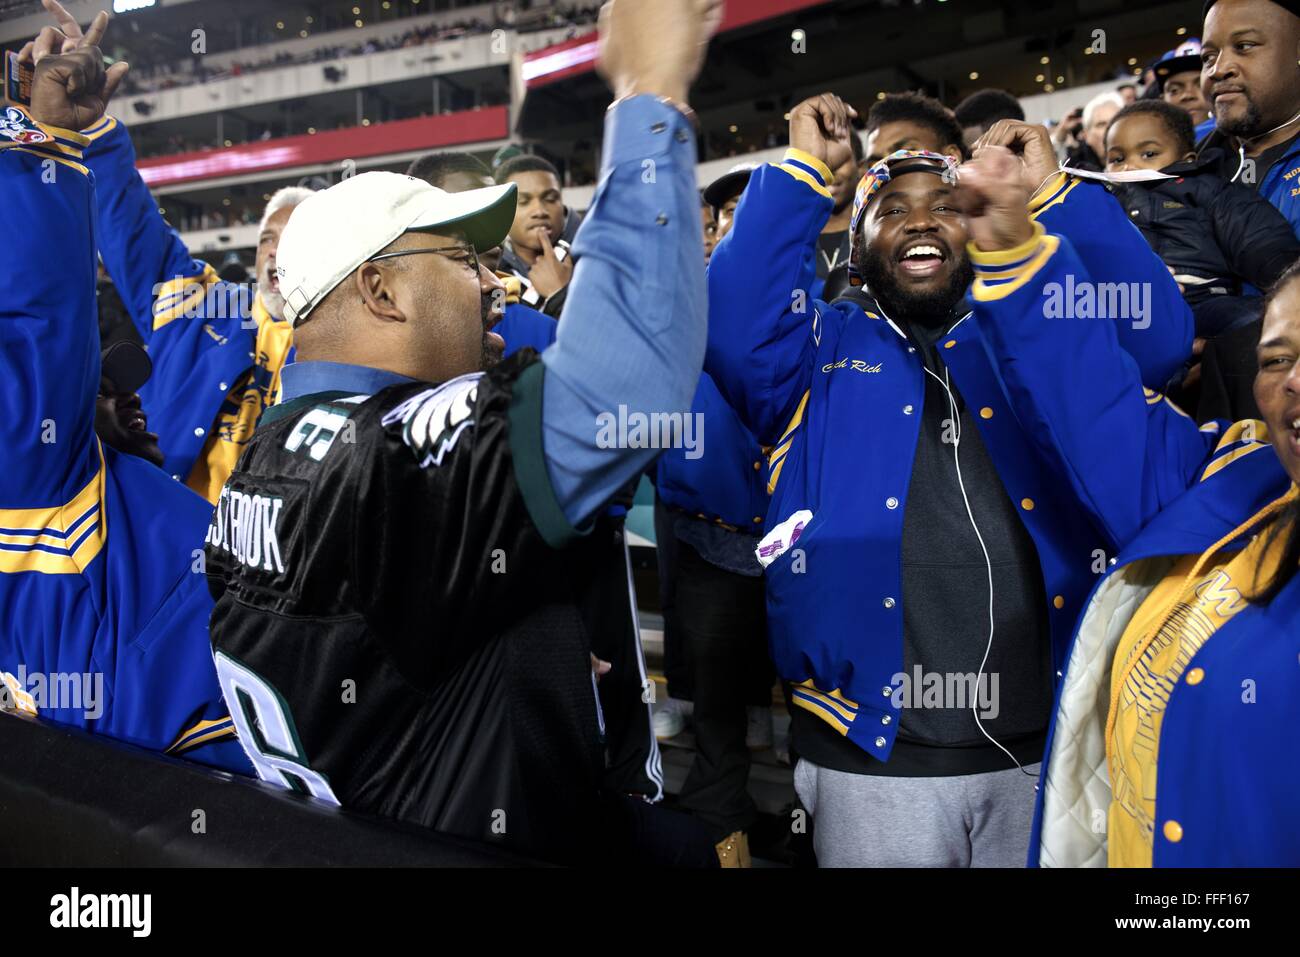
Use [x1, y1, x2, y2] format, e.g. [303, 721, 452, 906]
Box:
[496, 155, 584, 319]
[1105, 99, 1300, 338]
[1195, 0, 1300, 236]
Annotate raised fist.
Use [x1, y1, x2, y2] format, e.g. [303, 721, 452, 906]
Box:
[788, 93, 858, 171]
[973, 119, 1060, 199]
[954, 145, 1036, 252]
[597, 0, 723, 106]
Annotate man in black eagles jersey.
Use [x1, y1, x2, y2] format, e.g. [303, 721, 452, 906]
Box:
[204, 0, 722, 865]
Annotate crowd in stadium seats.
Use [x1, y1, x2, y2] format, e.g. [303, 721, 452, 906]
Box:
[115, 1, 603, 96]
[4, 0, 1300, 871]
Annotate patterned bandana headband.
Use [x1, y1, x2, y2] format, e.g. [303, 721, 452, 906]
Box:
[849, 149, 961, 237]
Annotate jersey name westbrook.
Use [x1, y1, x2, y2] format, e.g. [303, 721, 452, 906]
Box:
[206, 487, 287, 574]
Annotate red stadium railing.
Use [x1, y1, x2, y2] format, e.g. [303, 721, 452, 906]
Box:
[136, 106, 510, 188]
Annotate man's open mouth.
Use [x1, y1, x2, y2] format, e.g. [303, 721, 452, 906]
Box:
[1287, 413, 1300, 455]
[119, 408, 158, 445]
[897, 240, 949, 278]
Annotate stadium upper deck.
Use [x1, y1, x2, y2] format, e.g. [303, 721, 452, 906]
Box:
[0, 0, 1205, 257]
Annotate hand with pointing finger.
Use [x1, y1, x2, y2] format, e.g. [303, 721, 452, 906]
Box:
[529, 230, 574, 301]
[20, 3, 127, 133]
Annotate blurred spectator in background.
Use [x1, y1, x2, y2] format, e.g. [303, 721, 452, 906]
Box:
[1050, 105, 1085, 163]
[496, 155, 583, 319]
[863, 92, 966, 164]
[701, 191, 719, 262]
[407, 150, 557, 358]
[217, 252, 251, 284]
[1069, 90, 1124, 170]
[1105, 100, 1300, 344]
[1152, 39, 1215, 138]
[954, 88, 1025, 151]
[1168, 0, 1300, 423]
[1117, 83, 1139, 105]
[1197, 0, 1300, 237]
[703, 162, 756, 248]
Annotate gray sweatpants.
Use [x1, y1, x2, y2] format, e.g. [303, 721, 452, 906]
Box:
[794, 758, 1040, 868]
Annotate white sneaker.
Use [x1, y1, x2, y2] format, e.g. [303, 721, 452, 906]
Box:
[653, 699, 689, 740]
[746, 705, 774, 751]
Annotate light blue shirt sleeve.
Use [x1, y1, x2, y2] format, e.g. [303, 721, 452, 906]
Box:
[540, 95, 706, 527]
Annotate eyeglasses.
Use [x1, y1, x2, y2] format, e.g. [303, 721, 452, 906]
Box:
[367, 244, 480, 275]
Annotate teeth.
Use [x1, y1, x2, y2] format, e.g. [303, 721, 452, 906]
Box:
[904, 245, 942, 259]
[1291, 418, 1300, 430]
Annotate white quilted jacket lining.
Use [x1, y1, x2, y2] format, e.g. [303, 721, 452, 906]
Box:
[1038, 556, 1175, 867]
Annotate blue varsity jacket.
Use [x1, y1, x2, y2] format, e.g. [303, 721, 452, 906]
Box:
[499, 301, 557, 358]
[656, 373, 769, 533]
[0, 106, 250, 773]
[963, 222, 1298, 866]
[81, 115, 293, 500]
[704, 149, 1193, 762]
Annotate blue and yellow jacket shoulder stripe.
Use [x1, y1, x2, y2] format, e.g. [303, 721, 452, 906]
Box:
[0, 106, 249, 774]
[82, 116, 294, 501]
[703, 148, 1195, 761]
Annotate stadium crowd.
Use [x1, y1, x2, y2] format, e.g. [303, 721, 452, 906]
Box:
[2, 0, 1299, 869]
[115, 1, 603, 96]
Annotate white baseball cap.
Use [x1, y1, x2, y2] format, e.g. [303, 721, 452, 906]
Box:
[275, 170, 518, 326]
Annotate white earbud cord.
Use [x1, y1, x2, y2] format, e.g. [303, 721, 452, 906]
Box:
[1228, 105, 1300, 183]
[923, 363, 1034, 776]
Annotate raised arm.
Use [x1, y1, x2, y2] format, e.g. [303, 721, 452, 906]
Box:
[959, 146, 1216, 548]
[21, 0, 210, 343]
[538, 0, 722, 529]
[704, 93, 855, 445]
[82, 114, 212, 342]
[978, 120, 1194, 389]
[0, 23, 126, 512]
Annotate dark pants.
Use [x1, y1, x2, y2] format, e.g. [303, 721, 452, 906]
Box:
[653, 499, 692, 701]
[586, 515, 663, 801]
[598, 792, 719, 868]
[672, 540, 774, 840]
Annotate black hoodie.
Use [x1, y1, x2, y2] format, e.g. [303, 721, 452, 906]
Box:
[788, 286, 1054, 777]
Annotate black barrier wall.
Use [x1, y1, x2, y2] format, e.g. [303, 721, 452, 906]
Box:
[0, 713, 540, 867]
